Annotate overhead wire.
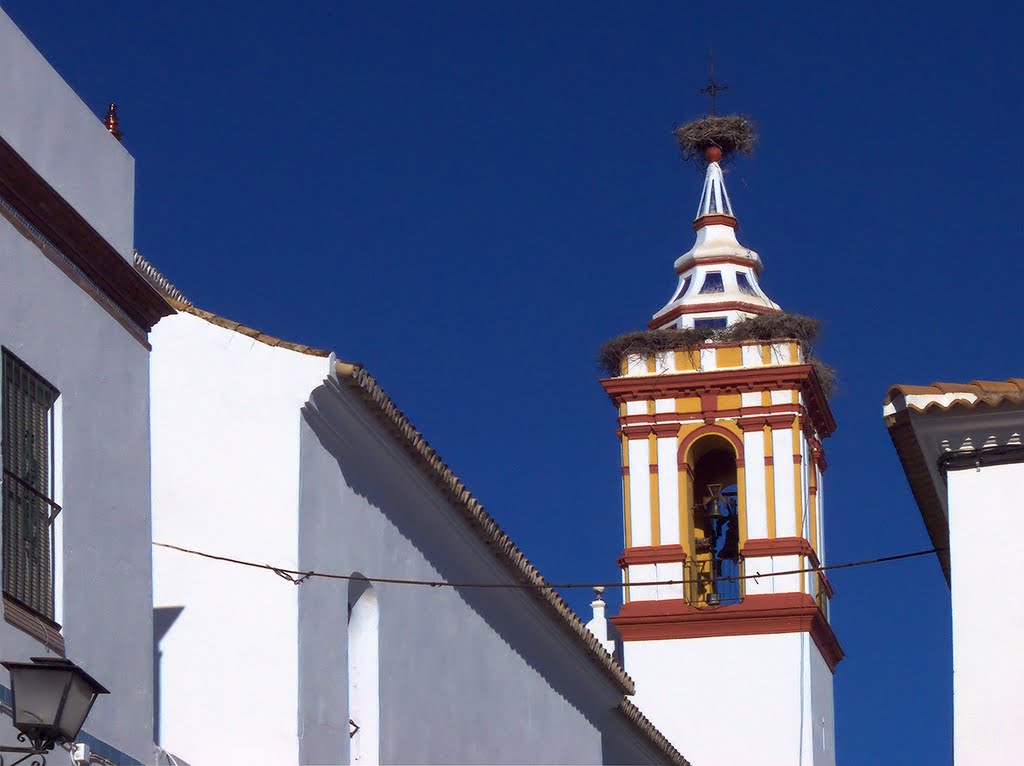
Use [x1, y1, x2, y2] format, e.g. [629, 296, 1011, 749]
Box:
[152, 541, 941, 590]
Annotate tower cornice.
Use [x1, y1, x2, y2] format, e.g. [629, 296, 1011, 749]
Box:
[611, 593, 844, 673]
[650, 300, 776, 329]
[692, 213, 737, 231]
[601, 362, 836, 438]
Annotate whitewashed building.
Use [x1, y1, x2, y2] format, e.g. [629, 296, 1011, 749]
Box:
[598, 145, 841, 766]
[0, 9, 173, 764]
[143, 283, 687, 765]
[885, 379, 1024, 766]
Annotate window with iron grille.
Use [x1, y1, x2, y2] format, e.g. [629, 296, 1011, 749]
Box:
[1, 350, 60, 622]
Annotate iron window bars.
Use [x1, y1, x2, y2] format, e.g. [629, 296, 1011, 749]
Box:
[1, 351, 59, 623]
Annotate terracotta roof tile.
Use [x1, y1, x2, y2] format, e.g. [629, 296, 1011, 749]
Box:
[169, 300, 333, 358]
[134, 251, 192, 306]
[335, 361, 637, 696]
[885, 378, 1024, 414]
[618, 698, 691, 766]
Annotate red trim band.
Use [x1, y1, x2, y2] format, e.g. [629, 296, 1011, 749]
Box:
[650, 301, 778, 330]
[652, 423, 681, 437]
[742, 538, 835, 599]
[742, 537, 821, 569]
[617, 544, 688, 568]
[601, 365, 836, 438]
[611, 593, 843, 672]
[692, 213, 738, 231]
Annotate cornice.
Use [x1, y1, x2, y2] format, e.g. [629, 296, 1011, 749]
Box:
[601, 364, 837, 438]
[0, 135, 172, 337]
[611, 592, 844, 672]
[650, 301, 777, 329]
[618, 544, 687, 568]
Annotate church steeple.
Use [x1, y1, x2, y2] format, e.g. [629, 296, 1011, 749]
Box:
[695, 149, 734, 219]
[599, 106, 841, 766]
[651, 144, 779, 331]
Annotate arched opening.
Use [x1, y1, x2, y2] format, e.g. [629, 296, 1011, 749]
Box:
[686, 435, 741, 606]
[348, 577, 379, 765]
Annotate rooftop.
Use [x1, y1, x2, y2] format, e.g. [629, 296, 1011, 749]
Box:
[135, 253, 690, 763]
[884, 378, 1024, 584]
[885, 379, 1024, 415]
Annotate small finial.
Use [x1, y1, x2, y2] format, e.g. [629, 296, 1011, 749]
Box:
[104, 103, 123, 142]
[593, 585, 605, 601]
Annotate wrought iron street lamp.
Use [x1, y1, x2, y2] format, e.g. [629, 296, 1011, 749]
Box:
[0, 657, 108, 766]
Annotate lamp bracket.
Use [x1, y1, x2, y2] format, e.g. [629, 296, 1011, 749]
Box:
[0, 732, 48, 766]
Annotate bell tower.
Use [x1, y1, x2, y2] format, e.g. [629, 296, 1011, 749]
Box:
[602, 121, 841, 766]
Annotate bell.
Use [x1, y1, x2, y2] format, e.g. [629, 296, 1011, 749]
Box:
[704, 483, 726, 518]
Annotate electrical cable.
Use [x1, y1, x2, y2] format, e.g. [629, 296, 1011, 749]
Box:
[152, 541, 941, 591]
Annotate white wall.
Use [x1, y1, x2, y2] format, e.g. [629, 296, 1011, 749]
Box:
[296, 377, 663, 765]
[947, 461, 1024, 766]
[625, 632, 835, 766]
[744, 430, 768, 539]
[151, 318, 672, 765]
[628, 438, 652, 547]
[150, 312, 332, 765]
[0, 201, 154, 764]
[0, 9, 135, 259]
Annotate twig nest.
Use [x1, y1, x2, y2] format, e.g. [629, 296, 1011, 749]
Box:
[597, 312, 836, 396]
[673, 114, 756, 166]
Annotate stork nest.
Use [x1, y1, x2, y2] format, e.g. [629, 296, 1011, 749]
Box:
[598, 312, 836, 395]
[673, 115, 756, 166]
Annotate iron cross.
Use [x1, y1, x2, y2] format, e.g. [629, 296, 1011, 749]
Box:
[698, 51, 728, 116]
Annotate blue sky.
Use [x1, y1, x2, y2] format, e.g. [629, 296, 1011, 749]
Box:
[6, 2, 1021, 761]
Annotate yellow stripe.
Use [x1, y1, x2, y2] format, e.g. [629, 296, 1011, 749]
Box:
[679, 467, 694, 559]
[764, 425, 776, 538]
[623, 473, 632, 549]
[716, 346, 742, 368]
[809, 466, 819, 553]
[676, 349, 699, 372]
[718, 393, 742, 410]
[647, 355, 656, 373]
[648, 433, 660, 546]
[737, 465, 748, 550]
[761, 343, 771, 365]
[621, 434, 631, 549]
[677, 396, 701, 413]
[792, 421, 803, 539]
